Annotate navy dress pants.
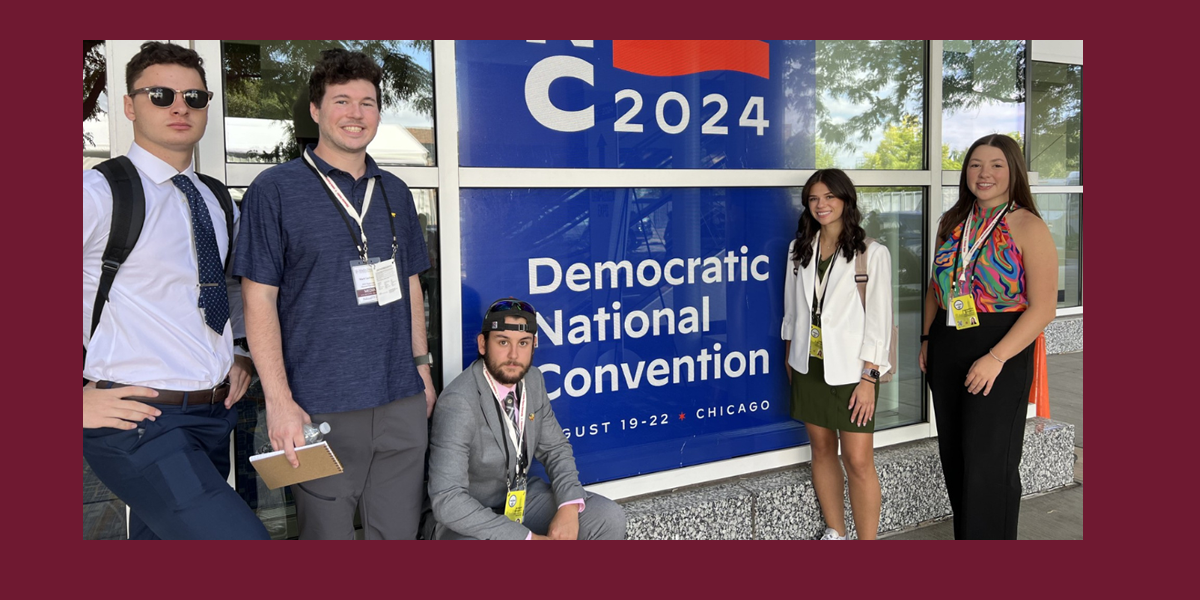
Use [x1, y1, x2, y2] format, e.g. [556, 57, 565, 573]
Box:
[83, 398, 269, 540]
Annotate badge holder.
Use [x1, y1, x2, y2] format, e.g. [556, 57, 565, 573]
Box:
[809, 242, 835, 360]
[950, 295, 979, 330]
[504, 473, 527, 523]
[371, 258, 403, 306]
[350, 257, 381, 305]
[493, 386, 530, 524]
[809, 323, 823, 359]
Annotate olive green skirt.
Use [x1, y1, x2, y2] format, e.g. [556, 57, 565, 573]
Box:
[790, 357, 876, 433]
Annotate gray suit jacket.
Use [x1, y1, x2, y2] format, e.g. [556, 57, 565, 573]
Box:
[428, 359, 586, 540]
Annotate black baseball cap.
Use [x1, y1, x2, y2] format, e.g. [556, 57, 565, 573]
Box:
[482, 297, 538, 334]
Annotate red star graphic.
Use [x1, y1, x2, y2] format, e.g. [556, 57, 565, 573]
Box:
[678, 412, 686, 420]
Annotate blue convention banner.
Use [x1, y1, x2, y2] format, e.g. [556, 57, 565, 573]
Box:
[460, 188, 809, 484]
[455, 40, 816, 169]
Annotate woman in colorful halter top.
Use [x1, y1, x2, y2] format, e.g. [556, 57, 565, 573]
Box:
[920, 134, 1058, 540]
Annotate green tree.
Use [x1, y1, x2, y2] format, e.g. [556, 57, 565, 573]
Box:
[814, 136, 836, 169]
[855, 116, 960, 171]
[782, 40, 1027, 169]
[223, 40, 433, 162]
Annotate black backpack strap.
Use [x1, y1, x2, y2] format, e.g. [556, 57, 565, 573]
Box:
[91, 156, 146, 338]
[195, 172, 235, 270]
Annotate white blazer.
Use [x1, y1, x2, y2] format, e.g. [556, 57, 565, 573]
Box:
[782, 237, 893, 385]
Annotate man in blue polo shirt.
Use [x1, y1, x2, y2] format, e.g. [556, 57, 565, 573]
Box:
[236, 49, 435, 540]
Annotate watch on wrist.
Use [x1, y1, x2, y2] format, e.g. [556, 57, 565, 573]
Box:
[234, 337, 249, 353]
[862, 367, 881, 380]
[413, 353, 434, 366]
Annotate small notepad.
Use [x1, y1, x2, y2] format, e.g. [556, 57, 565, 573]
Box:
[250, 441, 344, 490]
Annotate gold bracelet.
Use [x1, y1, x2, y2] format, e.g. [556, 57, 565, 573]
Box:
[988, 349, 1006, 364]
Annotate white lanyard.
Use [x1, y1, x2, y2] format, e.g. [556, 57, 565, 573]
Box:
[483, 368, 526, 460]
[956, 201, 1010, 289]
[303, 149, 376, 256]
[811, 230, 838, 317]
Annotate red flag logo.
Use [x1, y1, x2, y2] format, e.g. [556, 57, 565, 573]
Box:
[613, 40, 769, 79]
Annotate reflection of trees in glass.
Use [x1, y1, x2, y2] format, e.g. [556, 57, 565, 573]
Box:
[811, 40, 925, 157]
[942, 40, 1026, 147]
[223, 40, 433, 162]
[779, 40, 817, 169]
[784, 40, 1031, 171]
[84, 40, 106, 149]
[858, 116, 935, 170]
[1030, 63, 1081, 183]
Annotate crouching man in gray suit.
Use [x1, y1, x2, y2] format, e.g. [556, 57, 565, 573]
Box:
[429, 298, 626, 540]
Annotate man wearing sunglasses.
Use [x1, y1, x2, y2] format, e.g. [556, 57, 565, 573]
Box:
[428, 298, 626, 540]
[237, 49, 435, 540]
[82, 42, 268, 539]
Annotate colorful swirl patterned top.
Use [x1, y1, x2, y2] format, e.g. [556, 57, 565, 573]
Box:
[932, 202, 1027, 313]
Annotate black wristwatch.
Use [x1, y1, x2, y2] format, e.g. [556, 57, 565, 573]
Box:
[234, 337, 249, 353]
[862, 368, 881, 380]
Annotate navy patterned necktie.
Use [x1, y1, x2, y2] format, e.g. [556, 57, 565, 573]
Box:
[171, 174, 229, 334]
[504, 392, 521, 432]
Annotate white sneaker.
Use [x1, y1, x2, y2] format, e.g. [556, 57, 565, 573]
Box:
[820, 527, 846, 540]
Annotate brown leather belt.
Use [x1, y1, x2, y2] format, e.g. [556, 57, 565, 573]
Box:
[95, 381, 230, 406]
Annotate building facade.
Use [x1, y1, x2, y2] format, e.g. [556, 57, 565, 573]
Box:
[83, 40, 1082, 539]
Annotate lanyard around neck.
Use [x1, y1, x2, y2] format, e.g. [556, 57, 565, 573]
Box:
[954, 201, 1011, 293]
[484, 368, 529, 485]
[302, 149, 397, 262]
[811, 230, 838, 317]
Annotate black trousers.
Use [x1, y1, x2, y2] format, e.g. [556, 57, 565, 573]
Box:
[928, 309, 1034, 540]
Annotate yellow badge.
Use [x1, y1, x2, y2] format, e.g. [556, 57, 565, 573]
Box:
[951, 295, 979, 330]
[808, 324, 823, 359]
[504, 489, 526, 523]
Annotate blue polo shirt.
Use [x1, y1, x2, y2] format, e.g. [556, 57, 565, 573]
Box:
[234, 146, 430, 414]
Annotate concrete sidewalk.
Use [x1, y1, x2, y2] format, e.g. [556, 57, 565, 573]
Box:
[884, 351, 1083, 540]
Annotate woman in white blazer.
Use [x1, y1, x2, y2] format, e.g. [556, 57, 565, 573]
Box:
[782, 169, 892, 540]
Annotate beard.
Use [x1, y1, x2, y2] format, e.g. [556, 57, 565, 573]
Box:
[484, 353, 532, 385]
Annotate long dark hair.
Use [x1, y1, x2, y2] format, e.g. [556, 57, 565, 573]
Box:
[792, 169, 867, 267]
[938, 134, 1041, 242]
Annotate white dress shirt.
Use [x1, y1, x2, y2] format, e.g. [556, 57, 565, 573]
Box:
[83, 142, 246, 390]
[781, 237, 893, 385]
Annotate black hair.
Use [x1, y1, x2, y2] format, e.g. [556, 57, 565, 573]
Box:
[126, 41, 207, 92]
[308, 48, 383, 108]
[791, 169, 867, 267]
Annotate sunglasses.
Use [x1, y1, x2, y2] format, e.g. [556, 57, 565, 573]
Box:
[486, 298, 536, 316]
[129, 86, 214, 110]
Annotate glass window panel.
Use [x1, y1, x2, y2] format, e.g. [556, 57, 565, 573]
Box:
[941, 187, 958, 217]
[812, 41, 926, 170]
[1030, 61, 1081, 185]
[1038, 193, 1082, 308]
[941, 40, 1026, 171]
[856, 187, 926, 429]
[222, 41, 434, 166]
[84, 40, 123, 539]
[84, 40, 110, 169]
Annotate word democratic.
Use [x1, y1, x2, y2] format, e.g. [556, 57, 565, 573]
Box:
[529, 252, 775, 400]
